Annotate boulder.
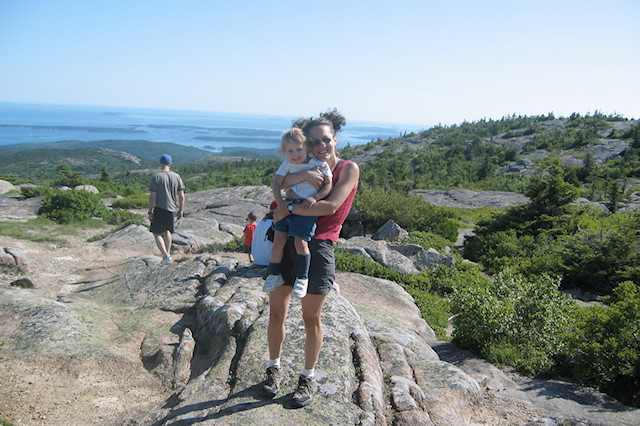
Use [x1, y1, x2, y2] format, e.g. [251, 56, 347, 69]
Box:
[3, 247, 29, 273]
[372, 220, 408, 241]
[74, 184, 99, 194]
[10, 277, 38, 289]
[339, 236, 419, 274]
[339, 235, 456, 273]
[0, 192, 40, 222]
[0, 179, 17, 194]
[340, 207, 364, 238]
[390, 244, 456, 270]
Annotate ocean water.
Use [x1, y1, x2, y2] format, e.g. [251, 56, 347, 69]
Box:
[0, 102, 424, 152]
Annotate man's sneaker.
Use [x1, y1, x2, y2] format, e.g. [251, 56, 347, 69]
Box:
[292, 374, 316, 407]
[292, 278, 308, 298]
[263, 274, 284, 292]
[262, 366, 282, 398]
[162, 255, 172, 263]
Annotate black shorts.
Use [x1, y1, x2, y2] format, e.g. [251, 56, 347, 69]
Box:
[244, 245, 252, 253]
[281, 238, 334, 295]
[149, 207, 175, 234]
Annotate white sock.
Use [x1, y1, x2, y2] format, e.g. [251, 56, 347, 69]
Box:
[302, 368, 315, 378]
[268, 358, 280, 369]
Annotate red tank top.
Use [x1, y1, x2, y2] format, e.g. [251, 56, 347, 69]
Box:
[314, 160, 358, 242]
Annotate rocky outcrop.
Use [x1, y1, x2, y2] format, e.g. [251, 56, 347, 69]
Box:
[2, 189, 640, 425]
[0, 193, 40, 222]
[410, 189, 530, 209]
[339, 228, 455, 273]
[0, 179, 17, 194]
[0, 252, 481, 424]
[3, 254, 638, 425]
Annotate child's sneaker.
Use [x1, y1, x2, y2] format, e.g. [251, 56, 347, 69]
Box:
[292, 278, 308, 298]
[162, 255, 173, 263]
[263, 274, 284, 292]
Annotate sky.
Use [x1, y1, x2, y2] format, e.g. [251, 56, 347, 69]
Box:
[1, 0, 639, 127]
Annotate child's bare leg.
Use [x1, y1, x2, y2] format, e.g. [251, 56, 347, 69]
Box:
[264, 230, 288, 292]
[294, 237, 310, 256]
[270, 230, 288, 263]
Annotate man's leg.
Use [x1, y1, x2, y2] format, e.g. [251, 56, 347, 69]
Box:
[163, 230, 173, 256]
[154, 233, 170, 257]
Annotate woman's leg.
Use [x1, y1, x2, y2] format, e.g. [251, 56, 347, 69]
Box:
[268, 284, 293, 360]
[300, 293, 328, 370]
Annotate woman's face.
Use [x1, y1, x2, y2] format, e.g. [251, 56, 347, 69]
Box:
[308, 124, 336, 163]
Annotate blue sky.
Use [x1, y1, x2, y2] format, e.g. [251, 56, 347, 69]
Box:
[1, 0, 638, 127]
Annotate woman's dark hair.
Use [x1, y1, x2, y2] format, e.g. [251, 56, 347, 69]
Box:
[292, 108, 346, 137]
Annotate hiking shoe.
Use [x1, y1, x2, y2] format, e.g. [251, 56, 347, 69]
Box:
[292, 278, 308, 298]
[262, 366, 282, 398]
[263, 274, 284, 292]
[292, 374, 316, 407]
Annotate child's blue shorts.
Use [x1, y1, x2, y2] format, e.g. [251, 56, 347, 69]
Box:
[273, 199, 317, 241]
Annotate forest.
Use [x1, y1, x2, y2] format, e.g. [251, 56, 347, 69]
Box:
[1, 111, 639, 407]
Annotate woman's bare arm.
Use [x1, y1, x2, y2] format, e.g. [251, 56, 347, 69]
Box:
[289, 161, 359, 217]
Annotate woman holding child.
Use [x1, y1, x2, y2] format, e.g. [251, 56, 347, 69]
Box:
[262, 109, 359, 407]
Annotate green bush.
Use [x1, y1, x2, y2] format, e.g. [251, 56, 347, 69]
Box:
[103, 209, 143, 226]
[450, 270, 575, 374]
[20, 186, 54, 199]
[38, 190, 107, 224]
[354, 189, 458, 240]
[111, 193, 149, 209]
[568, 281, 640, 406]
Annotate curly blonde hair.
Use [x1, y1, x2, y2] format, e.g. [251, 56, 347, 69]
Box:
[279, 127, 307, 153]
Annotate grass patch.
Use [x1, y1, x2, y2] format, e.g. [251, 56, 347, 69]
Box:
[197, 237, 244, 254]
[0, 217, 79, 243]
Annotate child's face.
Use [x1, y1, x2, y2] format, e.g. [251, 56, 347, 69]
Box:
[284, 141, 308, 165]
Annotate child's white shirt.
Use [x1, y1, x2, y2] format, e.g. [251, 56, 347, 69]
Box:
[275, 157, 332, 199]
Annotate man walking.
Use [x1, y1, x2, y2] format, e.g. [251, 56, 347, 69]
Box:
[148, 154, 185, 262]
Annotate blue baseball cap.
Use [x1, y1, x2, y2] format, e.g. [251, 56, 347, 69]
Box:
[159, 154, 172, 164]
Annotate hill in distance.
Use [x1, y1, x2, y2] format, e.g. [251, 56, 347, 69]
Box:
[0, 140, 277, 179]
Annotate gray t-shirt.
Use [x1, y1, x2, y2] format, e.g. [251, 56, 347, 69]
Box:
[149, 171, 185, 212]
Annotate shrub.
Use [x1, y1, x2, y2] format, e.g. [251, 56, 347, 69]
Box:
[354, 189, 458, 240]
[568, 281, 640, 406]
[111, 193, 149, 209]
[20, 186, 54, 199]
[103, 209, 143, 226]
[38, 190, 107, 224]
[450, 270, 575, 374]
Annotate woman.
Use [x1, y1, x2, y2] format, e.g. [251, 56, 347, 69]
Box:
[262, 109, 359, 408]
